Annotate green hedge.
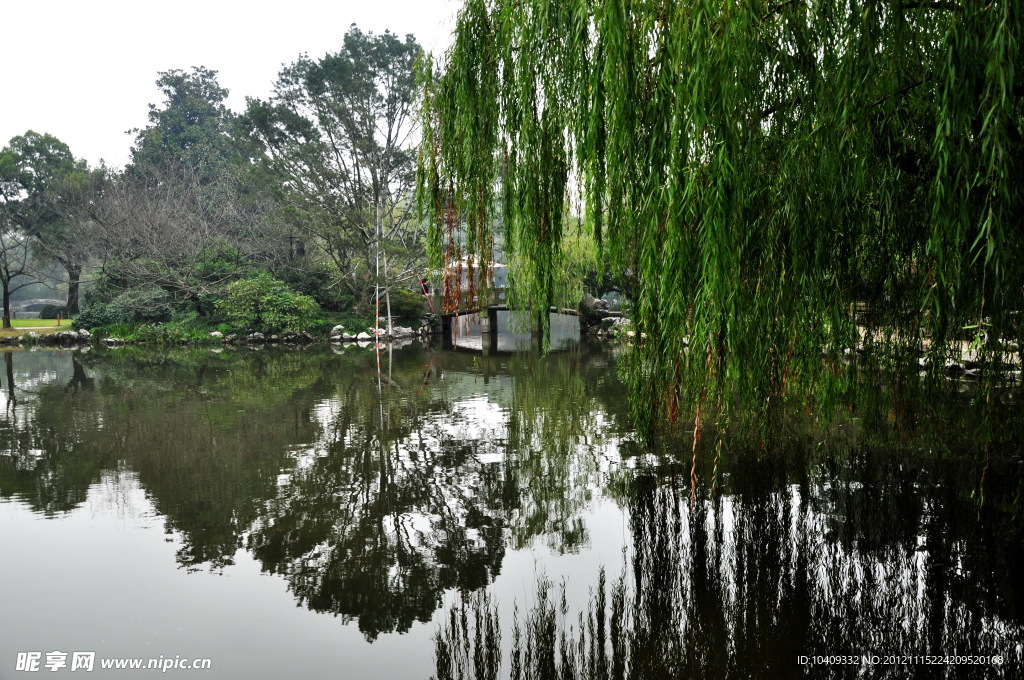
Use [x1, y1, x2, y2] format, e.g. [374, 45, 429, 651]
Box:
[39, 304, 69, 319]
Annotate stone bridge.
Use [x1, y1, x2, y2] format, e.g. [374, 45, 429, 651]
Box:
[12, 299, 66, 315]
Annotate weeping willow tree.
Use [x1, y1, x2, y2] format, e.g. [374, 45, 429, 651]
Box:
[419, 0, 1023, 438]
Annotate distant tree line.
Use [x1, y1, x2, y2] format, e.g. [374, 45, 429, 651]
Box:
[0, 26, 426, 333]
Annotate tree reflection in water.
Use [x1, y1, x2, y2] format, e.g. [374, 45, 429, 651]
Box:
[246, 372, 510, 639]
[435, 452, 1023, 679]
[0, 348, 325, 565]
[2, 345, 1021, 667]
[0, 344, 631, 640]
[247, 345, 632, 639]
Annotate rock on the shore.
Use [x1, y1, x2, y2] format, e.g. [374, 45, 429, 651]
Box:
[38, 329, 92, 346]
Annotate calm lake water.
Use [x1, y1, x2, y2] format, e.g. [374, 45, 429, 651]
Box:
[1, 341, 1021, 679]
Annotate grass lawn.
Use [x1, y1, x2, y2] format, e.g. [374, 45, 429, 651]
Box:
[7, 319, 72, 328]
[0, 319, 70, 338]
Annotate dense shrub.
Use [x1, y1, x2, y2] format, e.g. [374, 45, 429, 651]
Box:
[73, 304, 121, 330]
[39, 305, 69, 319]
[73, 285, 176, 330]
[216, 273, 320, 334]
[88, 320, 210, 345]
[388, 288, 427, 320]
[275, 260, 353, 312]
[109, 285, 176, 323]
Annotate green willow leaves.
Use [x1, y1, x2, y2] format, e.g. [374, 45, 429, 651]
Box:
[418, 0, 1023, 437]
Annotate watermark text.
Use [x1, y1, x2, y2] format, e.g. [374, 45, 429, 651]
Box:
[797, 653, 1003, 666]
[16, 652, 211, 672]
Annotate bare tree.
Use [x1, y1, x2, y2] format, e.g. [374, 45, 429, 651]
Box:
[88, 162, 284, 311]
[0, 230, 45, 328]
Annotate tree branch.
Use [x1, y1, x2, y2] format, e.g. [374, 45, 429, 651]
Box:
[872, 75, 931, 108]
[761, 0, 800, 22]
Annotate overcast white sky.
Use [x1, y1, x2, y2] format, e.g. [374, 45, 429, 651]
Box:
[1, 0, 462, 168]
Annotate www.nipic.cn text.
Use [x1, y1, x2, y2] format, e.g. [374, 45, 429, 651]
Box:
[15, 652, 212, 672]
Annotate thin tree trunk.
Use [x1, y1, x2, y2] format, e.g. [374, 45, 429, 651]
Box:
[2, 282, 11, 329]
[4, 351, 14, 410]
[383, 250, 393, 338]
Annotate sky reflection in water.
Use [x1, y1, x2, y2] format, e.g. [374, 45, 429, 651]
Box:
[0, 345, 1021, 678]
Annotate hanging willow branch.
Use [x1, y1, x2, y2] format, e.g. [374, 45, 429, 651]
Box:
[418, 0, 1023, 438]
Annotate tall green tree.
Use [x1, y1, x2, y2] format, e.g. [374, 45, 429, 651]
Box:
[241, 25, 426, 317]
[420, 0, 1024, 436]
[0, 131, 96, 313]
[130, 66, 237, 182]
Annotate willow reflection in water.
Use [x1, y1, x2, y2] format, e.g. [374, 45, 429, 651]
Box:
[435, 448, 1024, 680]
